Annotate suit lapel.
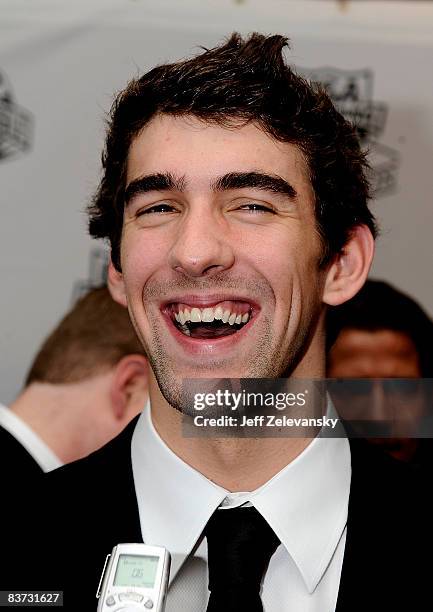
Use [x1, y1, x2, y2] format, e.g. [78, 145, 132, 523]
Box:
[335, 439, 420, 611]
[95, 415, 143, 546]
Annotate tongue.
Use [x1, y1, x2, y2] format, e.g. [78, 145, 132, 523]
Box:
[189, 323, 238, 339]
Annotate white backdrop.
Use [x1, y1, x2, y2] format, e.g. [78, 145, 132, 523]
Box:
[1, 0, 433, 403]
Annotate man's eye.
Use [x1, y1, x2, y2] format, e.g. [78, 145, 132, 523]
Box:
[137, 203, 176, 216]
[239, 203, 275, 214]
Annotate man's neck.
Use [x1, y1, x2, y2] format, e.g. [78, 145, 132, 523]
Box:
[149, 362, 326, 492]
[9, 376, 112, 463]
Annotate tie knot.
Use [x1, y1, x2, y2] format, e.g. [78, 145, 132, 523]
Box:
[205, 506, 280, 610]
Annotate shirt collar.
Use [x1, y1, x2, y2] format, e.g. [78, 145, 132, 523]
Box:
[132, 403, 228, 579]
[132, 400, 350, 592]
[0, 404, 63, 472]
[250, 433, 350, 593]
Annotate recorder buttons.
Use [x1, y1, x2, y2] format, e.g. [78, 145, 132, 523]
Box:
[119, 593, 144, 603]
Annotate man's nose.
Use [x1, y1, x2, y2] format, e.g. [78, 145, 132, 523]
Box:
[168, 208, 235, 278]
[371, 382, 392, 422]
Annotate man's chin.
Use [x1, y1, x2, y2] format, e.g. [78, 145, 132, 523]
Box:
[152, 372, 207, 417]
[149, 353, 250, 416]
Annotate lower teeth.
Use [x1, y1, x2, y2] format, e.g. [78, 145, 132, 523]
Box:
[179, 323, 191, 336]
[176, 321, 245, 339]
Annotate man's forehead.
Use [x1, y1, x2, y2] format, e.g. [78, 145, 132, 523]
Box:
[336, 328, 419, 357]
[125, 114, 312, 191]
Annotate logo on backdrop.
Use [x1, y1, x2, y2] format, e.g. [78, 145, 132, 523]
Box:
[300, 67, 400, 197]
[71, 248, 109, 304]
[0, 70, 33, 163]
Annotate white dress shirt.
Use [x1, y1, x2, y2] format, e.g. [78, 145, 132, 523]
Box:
[132, 402, 351, 611]
[0, 404, 63, 472]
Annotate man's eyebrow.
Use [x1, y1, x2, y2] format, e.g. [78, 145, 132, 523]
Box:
[212, 171, 297, 200]
[124, 172, 186, 205]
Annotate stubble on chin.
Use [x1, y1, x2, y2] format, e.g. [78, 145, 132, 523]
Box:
[146, 312, 310, 417]
[134, 274, 321, 415]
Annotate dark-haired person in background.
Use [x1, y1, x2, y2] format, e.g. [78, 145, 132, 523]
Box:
[0, 286, 148, 481]
[327, 279, 433, 466]
[5, 34, 429, 611]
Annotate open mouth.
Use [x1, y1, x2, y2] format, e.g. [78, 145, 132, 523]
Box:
[166, 300, 253, 340]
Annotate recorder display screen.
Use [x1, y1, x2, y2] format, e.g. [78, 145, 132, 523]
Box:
[114, 554, 159, 588]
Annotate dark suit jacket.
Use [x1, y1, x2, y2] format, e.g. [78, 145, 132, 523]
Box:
[0, 424, 44, 484]
[2, 417, 429, 611]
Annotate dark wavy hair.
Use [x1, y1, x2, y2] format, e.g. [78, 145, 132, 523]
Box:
[88, 32, 377, 270]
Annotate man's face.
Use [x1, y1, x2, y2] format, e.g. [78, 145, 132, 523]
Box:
[328, 328, 421, 378]
[117, 115, 327, 410]
[328, 328, 424, 459]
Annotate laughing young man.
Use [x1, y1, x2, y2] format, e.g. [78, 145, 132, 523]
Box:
[8, 34, 427, 611]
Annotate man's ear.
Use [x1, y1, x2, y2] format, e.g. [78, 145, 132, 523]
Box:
[323, 224, 375, 306]
[108, 259, 127, 307]
[110, 355, 149, 420]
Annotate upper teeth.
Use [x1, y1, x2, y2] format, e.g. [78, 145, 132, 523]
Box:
[175, 306, 250, 326]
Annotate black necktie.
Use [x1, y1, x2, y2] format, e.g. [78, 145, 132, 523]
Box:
[205, 506, 280, 612]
